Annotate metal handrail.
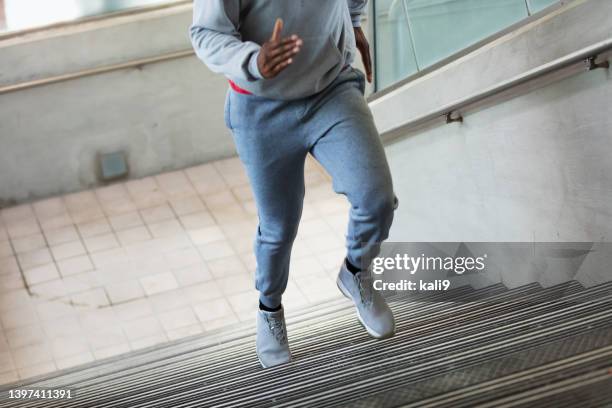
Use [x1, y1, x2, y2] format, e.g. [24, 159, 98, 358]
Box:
[0, 49, 195, 95]
[0, 6, 370, 95]
[2, 34, 610, 135]
[379, 38, 612, 142]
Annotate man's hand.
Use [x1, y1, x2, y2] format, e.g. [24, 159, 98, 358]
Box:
[257, 19, 302, 79]
[354, 26, 372, 83]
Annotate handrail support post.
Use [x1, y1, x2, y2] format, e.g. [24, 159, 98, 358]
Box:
[585, 56, 609, 71]
[445, 112, 463, 124]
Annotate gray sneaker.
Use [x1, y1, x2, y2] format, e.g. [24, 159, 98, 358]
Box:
[337, 262, 395, 339]
[256, 307, 291, 368]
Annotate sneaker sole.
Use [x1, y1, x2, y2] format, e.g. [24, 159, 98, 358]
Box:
[256, 353, 292, 369]
[336, 277, 395, 340]
[257, 354, 269, 369]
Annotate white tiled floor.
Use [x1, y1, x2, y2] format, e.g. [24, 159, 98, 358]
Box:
[0, 156, 348, 384]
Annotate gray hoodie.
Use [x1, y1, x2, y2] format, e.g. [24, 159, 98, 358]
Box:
[190, 0, 367, 100]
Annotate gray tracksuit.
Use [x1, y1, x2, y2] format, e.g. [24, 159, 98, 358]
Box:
[190, 0, 367, 100]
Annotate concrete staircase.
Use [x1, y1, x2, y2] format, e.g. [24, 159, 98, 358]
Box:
[1, 281, 611, 407]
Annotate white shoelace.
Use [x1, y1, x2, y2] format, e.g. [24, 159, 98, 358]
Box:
[354, 273, 374, 307]
[266, 315, 288, 345]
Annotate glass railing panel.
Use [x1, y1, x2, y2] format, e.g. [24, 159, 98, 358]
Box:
[404, 0, 529, 69]
[374, 0, 420, 89]
[526, 0, 559, 14]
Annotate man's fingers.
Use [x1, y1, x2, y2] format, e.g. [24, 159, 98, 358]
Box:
[262, 20, 301, 78]
[360, 52, 368, 75]
[267, 37, 302, 58]
[270, 59, 293, 76]
[358, 41, 373, 83]
[261, 34, 301, 77]
[267, 47, 300, 68]
[270, 18, 283, 42]
[364, 47, 373, 82]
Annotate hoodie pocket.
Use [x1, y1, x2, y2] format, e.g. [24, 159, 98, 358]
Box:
[257, 33, 344, 100]
[327, 34, 344, 66]
[314, 35, 344, 91]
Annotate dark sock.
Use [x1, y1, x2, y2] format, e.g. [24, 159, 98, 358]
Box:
[259, 301, 282, 312]
[345, 258, 361, 274]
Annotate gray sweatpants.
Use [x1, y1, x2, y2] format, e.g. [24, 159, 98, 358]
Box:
[225, 67, 396, 308]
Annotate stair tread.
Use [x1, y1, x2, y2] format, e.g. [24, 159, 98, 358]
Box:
[0, 280, 610, 408]
[344, 328, 612, 408]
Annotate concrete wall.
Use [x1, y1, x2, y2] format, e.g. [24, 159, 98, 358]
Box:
[0, 0, 5, 31]
[386, 68, 612, 242]
[0, 4, 235, 205]
[0, 56, 233, 205]
[380, 0, 612, 287]
[0, 3, 193, 86]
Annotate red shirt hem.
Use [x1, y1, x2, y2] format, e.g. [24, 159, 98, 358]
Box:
[228, 80, 252, 95]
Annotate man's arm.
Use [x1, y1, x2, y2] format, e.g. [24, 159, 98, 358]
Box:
[190, 1, 302, 81]
[347, 0, 368, 27]
[190, 0, 262, 81]
[348, 0, 373, 83]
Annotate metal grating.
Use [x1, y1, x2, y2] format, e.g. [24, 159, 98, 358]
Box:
[0, 280, 610, 408]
